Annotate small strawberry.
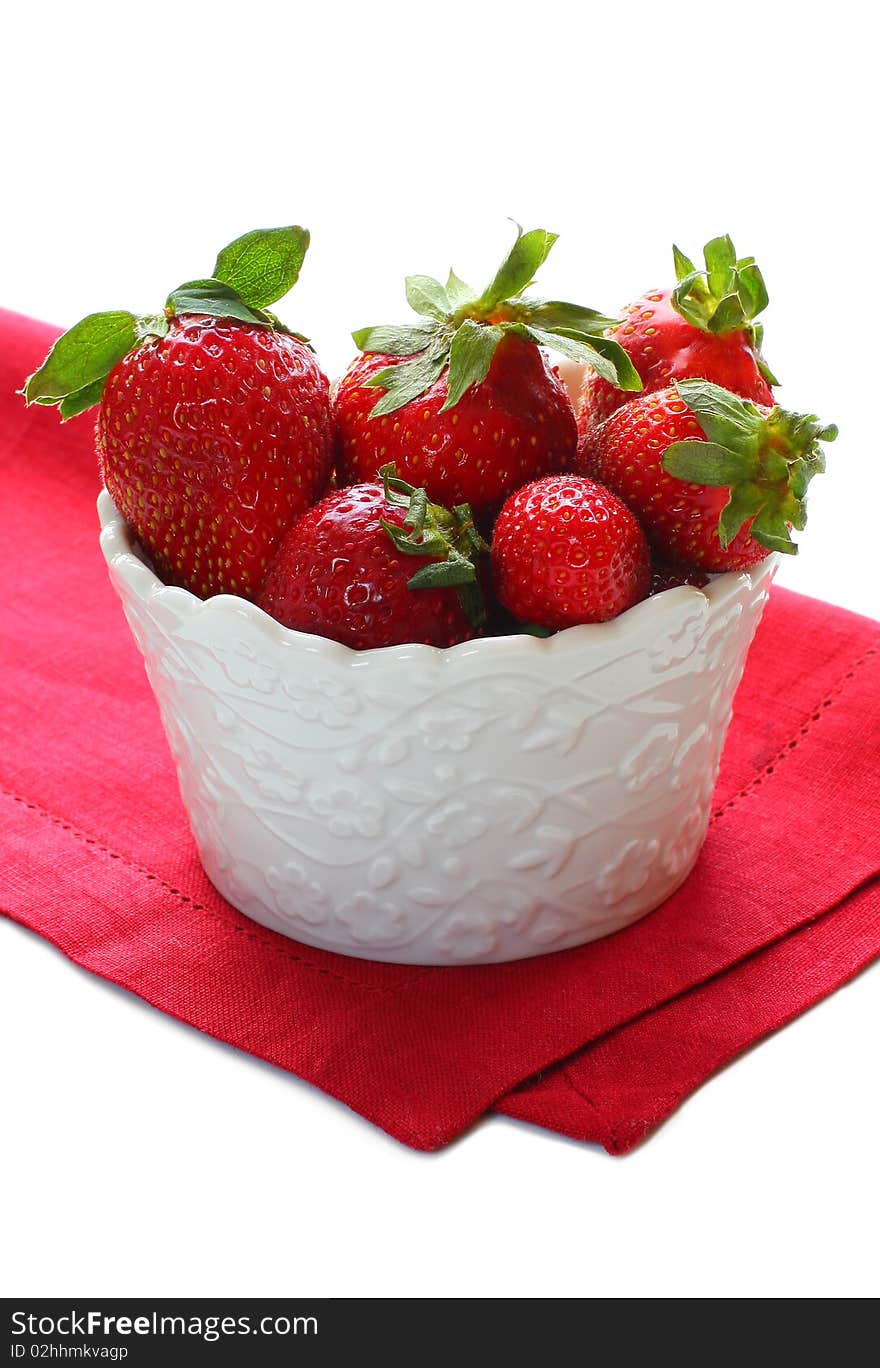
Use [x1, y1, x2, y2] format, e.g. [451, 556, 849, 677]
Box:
[582, 380, 836, 570]
[578, 235, 776, 441]
[23, 226, 333, 600]
[256, 466, 488, 650]
[335, 225, 641, 515]
[491, 475, 651, 630]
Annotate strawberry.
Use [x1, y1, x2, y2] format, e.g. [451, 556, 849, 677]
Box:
[335, 225, 641, 515]
[650, 564, 711, 595]
[491, 475, 651, 630]
[23, 226, 333, 600]
[578, 235, 776, 443]
[256, 466, 488, 650]
[582, 380, 837, 570]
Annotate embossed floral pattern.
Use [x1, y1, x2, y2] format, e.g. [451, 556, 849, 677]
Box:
[597, 837, 661, 906]
[265, 861, 330, 926]
[619, 723, 680, 792]
[432, 912, 499, 960]
[660, 802, 709, 879]
[671, 724, 711, 792]
[100, 489, 775, 964]
[309, 782, 384, 838]
[426, 801, 488, 847]
[241, 743, 303, 803]
[417, 705, 484, 753]
[281, 674, 360, 728]
[221, 639, 279, 693]
[336, 892, 406, 945]
[649, 603, 707, 670]
[698, 604, 744, 672]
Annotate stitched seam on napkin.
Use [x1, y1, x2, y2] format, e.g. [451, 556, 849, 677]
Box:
[559, 869, 880, 1154]
[0, 785, 427, 994]
[710, 644, 878, 824]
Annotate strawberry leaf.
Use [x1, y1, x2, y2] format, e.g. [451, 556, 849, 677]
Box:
[670, 380, 836, 555]
[136, 313, 169, 342]
[707, 293, 747, 334]
[509, 322, 601, 366]
[445, 269, 477, 309]
[567, 333, 643, 391]
[454, 579, 486, 628]
[675, 379, 764, 451]
[407, 555, 478, 589]
[442, 321, 504, 411]
[670, 278, 707, 331]
[479, 225, 558, 310]
[672, 244, 699, 282]
[59, 377, 106, 421]
[21, 222, 316, 422]
[514, 325, 642, 391]
[213, 226, 310, 311]
[670, 235, 773, 356]
[718, 482, 767, 547]
[737, 262, 769, 318]
[522, 300, 619, 333]
[662, 440, 756, 486]
[703, 234, 737, 299]
[752, 323, 780, 386]
[405, 276, 450, 320]
[366, 345, 449, 417]
[165, 279, 275, 326]
[377, 463, 487, 626]
[22, 311, 138, 406]
[352, 322, 436, 357]
[382, 520, 450, 558]
[351, 224, 622, 412]
[750, 505, 797, 554]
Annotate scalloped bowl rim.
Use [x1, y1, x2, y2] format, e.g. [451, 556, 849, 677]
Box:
[97, 487, 777, 664]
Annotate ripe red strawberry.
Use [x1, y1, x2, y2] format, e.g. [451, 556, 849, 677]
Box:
[491, 475, 651, 630]
[581, 381, 836, 570]
[23, 226, 333, 600]
[257, 467, 488, 649]
[335, 225, 641, 514]
[336, 336, 576, 516]
[578, 235, 776, 443]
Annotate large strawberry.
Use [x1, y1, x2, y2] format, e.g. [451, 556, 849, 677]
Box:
[491, 475, 651, 629]
[582, 380, 836, 570]
[257, 466, 488, 649]
[335, 225, 641, 515]
[23, 227, 333, 600]
[578, 235, 776, 441]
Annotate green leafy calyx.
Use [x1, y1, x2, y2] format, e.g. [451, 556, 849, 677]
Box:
[378, 464, 488, 626]
[662, 378, 837, 555]
[355, 223, 642, 416]
[671, 234, 779, 385]
[21, 225, 311, 420]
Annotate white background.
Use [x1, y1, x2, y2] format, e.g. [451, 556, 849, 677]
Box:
[2, 0, 878, 1299]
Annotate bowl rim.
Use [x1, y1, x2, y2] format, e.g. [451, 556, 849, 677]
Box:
[97, 487, 778, 666]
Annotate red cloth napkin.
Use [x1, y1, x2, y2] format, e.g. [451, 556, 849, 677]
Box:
[3, 308, 879, 1153]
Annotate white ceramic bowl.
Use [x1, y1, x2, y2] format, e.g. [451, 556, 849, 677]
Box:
[98, 489, 775, 964]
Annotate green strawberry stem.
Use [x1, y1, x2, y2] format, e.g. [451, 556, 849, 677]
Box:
[670, 234, 779, 385]
[663, 378, 837, 555]
[21, 226, 311, 420]
[378, 464, 488, 627]
[353, 223, 644, 416]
